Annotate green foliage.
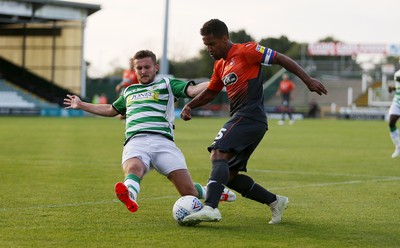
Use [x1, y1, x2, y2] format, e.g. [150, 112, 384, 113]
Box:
[318, 36, 340, 42]
[259, 35, 294, 55]
[230, 29, 254, 43]
[1, 117, 399, 247]
[170, 49, 214, 79]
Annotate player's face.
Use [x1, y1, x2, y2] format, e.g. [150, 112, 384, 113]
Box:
[202, 34, 229, 60]
[134, 57, 158, 84]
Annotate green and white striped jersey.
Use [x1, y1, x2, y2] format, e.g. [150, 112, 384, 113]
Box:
[393, 82, 400, 106]
[393, 69, 400, 106]
[112, 77, 192, 142]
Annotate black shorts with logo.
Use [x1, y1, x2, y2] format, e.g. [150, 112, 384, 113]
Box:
[207, 115, 268, 172]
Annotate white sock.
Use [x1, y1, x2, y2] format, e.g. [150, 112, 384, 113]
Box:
[390, 128, 400, 148]
[124, 175, 141, 201]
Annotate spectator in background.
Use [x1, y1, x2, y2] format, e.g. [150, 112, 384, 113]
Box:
[115, 58, 139, 119]
[98, 93, 108, 104]
[92, 94, 99, 104]
[307, 98, 320, 118]
[387, 67, 400, 158]
[276, 73, 295, 125]
[115, 58, 139, 94]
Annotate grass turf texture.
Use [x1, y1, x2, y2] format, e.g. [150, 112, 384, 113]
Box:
[0, 117, 399, 247]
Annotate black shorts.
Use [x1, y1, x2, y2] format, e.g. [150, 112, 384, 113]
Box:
[282, 93, 291, 107]
[207, 115, 268, 172]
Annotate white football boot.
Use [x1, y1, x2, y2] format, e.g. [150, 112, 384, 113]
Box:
[182, 205, 222, 226]
[220, 188, 236, 202]
[268, 195, 289, 224]
[392, 146, 400, 158]
[200, 186, 236, 202]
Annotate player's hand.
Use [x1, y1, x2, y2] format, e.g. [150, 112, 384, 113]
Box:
[307, 78, 328, 95]
[64, 94, 81, 109]
[180, 105, 192, 121]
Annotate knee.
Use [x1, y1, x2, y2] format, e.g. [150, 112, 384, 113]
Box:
[122, 162, 145, 178]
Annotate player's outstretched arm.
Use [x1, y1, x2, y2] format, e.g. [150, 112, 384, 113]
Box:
[186, 81, 209, 98]
[64, 94, 118, 117]
[272, 53, 328, 96]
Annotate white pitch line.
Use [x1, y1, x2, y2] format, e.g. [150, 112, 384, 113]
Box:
[268, 177, 400, 190]
[248, 169, 400, 179]
[1, 175, 399, 213]
[0, 196, 177, 212]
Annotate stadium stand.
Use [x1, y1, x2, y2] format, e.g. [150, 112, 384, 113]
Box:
[0, 57, 77, 106]
[0, 0, 100, 116]
[0, 79, 58, 108]
[0, 91, 35, 108]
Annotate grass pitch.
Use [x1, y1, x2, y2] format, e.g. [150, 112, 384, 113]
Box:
[0, 117, 399, 247]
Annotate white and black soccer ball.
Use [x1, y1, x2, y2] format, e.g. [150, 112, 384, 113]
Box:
[172, 195, 203, 226]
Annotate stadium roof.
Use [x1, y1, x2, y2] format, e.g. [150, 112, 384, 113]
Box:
[0, 0, 101, 25]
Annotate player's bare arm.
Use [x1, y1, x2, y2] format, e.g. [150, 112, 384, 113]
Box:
[186, 81, 209, 98]
[64, 94, 119, 117]
[181, 89, 218, 121]
[272, 53, 328, 96]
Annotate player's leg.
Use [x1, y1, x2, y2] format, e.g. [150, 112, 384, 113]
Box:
[389, 114, 400, 158]
[287, 99, 294, 124]
[218, 119, 288, 224]
[115, 135, 151, 212]
[183, 117, 262, 224]
[168, 169, 199, 196]
[388, 103, 400, 158]
[151, 136, 203, 197]
[115, 157, 146, 212]
[167, 168, 236, 202]
[182, 152, 231, 225]
[227, 170, 288, 224]
[204, 150, 232, 208]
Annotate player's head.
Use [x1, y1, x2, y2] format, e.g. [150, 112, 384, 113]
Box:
[132, 50, 159, 84]
[282, 73, 289, 80]
[200, 19, 232, 60]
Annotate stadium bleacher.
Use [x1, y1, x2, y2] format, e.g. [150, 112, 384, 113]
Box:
[0, 79, 82, 116]
[0, 91, 35, 108]
[0, 79, 58, 108]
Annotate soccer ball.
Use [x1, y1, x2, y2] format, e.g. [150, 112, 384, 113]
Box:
[172, 195, 203, 226]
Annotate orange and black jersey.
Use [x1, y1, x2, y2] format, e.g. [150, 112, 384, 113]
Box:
[208, 42, 276, 122]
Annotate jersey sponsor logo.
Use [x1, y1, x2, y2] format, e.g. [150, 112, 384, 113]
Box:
[256, 44, 266, 54]
[222, 72, 238, 87]
[126, 91, 159, 105]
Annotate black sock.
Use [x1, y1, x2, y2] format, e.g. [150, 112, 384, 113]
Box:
[205, 160, 229, 208]
[227, 174, 276, 205]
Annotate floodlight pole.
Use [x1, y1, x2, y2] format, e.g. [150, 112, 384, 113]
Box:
[160, 0, 169, 76]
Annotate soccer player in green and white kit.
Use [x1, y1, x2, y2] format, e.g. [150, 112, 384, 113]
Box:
[388, 67, 400, 158]
[64, 50, 235, 213]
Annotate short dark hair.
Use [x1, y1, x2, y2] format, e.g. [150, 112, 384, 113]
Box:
[132, 50, 157, 64]
[200, 19, 229, 38]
